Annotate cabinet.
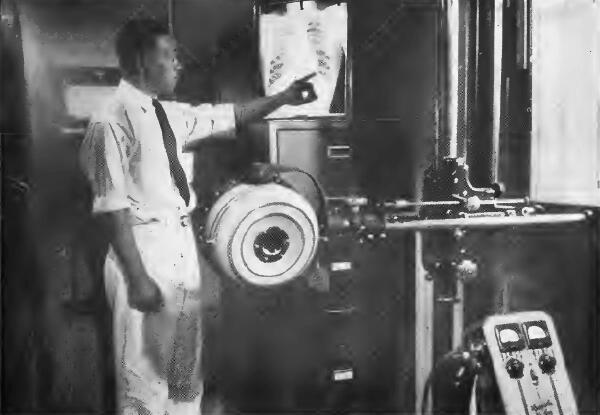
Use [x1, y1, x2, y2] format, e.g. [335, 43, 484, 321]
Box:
[268, 119, 358, 196]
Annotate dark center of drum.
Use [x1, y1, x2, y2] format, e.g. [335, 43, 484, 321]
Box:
[253, 226, 290, 263]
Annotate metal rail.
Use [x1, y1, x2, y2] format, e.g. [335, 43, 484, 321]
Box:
[386, 212, 589, 231]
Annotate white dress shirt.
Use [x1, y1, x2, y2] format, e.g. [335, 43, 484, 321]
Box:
[80, 79, 237, 222]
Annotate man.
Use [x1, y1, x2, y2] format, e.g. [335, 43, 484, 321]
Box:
[79, 18, 317, 415]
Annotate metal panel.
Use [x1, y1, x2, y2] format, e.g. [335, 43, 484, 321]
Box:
[530, 0, 600, 206]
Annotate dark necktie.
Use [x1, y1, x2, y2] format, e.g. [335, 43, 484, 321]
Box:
[152, 99, 190, 206]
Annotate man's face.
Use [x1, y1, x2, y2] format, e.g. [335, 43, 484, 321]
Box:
[142, 35, 181, 97]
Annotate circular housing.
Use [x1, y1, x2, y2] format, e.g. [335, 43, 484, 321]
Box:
[203, 183, 319, 287]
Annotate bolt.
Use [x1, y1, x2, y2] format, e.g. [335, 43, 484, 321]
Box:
[454, 228, 466, 239]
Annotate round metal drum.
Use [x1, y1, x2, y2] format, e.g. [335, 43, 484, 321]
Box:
[203, 182, 319, 286]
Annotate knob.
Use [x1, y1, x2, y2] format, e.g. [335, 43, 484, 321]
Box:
[466, 196, 482, 211]
[538, 354, 557, 374]
[453, 228, 466, 240]
[506, 358, 525, 379]
[455, 258, 478, 282]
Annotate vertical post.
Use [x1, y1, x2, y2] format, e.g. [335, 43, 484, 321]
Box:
[168, 0, 174, 35]
[592, 212, 600, 410]
[492, 0, 504, 182]
[415, 232, 435, 415]
[415, 1, 461, 411]
[447, 0, 460, 158]
[516, 0, 529, 70]
[456, 0, 472, 160]
[451, 281, 464, 349]
[530, 0, 541, 202]
[0, 4, 5, 401]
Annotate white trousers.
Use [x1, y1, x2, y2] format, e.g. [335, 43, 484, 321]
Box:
[105, 218, 203, 415]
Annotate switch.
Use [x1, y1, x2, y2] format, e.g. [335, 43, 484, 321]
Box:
[539, 354, 557, 374]
[530, 368, 540, 386]
[506, 358, 525, 379]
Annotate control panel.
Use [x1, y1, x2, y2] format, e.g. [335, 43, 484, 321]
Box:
[482, 311, 578, 415]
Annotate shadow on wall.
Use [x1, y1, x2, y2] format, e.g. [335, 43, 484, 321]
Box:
[12, 1, 167, 412]
[1, 2, 40, 411]
[10, 0, 263, 411]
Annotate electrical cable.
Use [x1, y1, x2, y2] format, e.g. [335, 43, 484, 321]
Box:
[468, 374, 479, 415]
[420, 343, 485, 415]
[420, 349, 464, 415]
[262, 164, 329, 233]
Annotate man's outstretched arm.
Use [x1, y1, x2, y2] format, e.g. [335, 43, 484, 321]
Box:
[233, 72, 318, 126]
[182, 73, 317, 151]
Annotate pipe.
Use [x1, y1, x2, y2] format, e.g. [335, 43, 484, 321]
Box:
[446, 0, 460, 158]
[415, 231, 434, 415]
[327, 197, 527, 208]
[383, 198, 527, 209]
[385, 212, 588, 231]
[491, 0, 503, 182]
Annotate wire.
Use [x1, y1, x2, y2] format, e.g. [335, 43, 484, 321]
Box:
[420, 349, 464, 415]
[272, 164, 329, 232]
[420, 370, 433, 415]
[420, 346, 486, 415]
[468, 374, 479, 415]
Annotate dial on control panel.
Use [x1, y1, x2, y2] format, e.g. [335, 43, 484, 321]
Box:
[538, 354, 557, 374]
[495, 323, 526, 352]
[505, 358, 525, 379]
[523, 321, 552, 349]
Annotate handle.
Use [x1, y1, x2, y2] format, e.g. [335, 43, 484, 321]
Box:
[60, 126, 86, 136]
[326, 145, 352, 160]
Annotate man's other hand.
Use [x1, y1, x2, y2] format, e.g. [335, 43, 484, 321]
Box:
[281, 72, 318, 106]
[128, 274, 164, 312]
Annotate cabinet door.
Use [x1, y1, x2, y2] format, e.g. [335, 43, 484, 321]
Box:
[270, 120, 357, 197]
[530, 0, 600, 206]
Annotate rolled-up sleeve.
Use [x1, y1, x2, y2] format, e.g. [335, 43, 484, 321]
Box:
[80, 119, 130, 214]
[182, 103, 237, 144]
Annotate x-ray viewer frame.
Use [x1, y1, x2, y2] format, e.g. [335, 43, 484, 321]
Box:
[253, 0, 353, 120]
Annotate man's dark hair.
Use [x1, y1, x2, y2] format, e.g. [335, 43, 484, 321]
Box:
[115, 18, 170, 77]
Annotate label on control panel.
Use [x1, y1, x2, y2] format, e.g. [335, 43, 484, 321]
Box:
[330, 261, 352, 272]
[530, 399, 556, 415]
[332, 368, 354, 382]
[495, 323, 526, 352]
[523, 320, 553, 349]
